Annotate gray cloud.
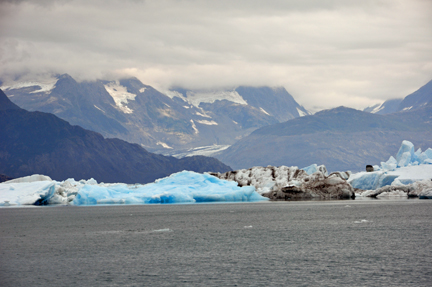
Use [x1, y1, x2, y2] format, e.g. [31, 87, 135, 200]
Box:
[1, 0, 431, 111]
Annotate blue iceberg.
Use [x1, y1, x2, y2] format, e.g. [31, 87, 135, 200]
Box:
[72, 171, 267, 205]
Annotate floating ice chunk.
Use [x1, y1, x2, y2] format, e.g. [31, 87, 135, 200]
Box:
[419, 188, 432, 199]
[396, 141, 414, 166]
[302, 164, 328, 176]
[302, 164, 318, 175]
[72, 171, 267, 206]
[348, 171, 384, 190]
[381, 156, 397, 171]
[398, 151, 412, 167]
[152, 228, 172, 232]
[424, 148, 432, 161]
[354, 219, 370, 223]
[0, 181, 56, 206]
[7, 174, 53, 183]
[350, 165, 432, 191]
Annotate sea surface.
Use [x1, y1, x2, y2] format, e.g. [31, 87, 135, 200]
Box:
[1, 199, 431, 286]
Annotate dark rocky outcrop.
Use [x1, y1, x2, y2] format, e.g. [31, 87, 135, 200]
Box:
[0, 174, 14, 183]
[211, 165, 355, 200]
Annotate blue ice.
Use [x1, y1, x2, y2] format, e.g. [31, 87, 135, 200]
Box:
[73, 171, 268, 206]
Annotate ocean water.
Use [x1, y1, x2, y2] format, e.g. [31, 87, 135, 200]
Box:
[1, 199, 431, 286]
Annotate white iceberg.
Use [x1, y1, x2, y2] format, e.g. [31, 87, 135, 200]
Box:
[0, 181, 56, 206]
[349, 141, 432, 197]
[0, 171, 267, 206]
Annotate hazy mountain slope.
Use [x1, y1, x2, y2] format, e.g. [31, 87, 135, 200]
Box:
[363, 98, 403, 115]
[0, 89, 231, 183]
[2, 75, 310, 154]
[215, 106, 432, 172]
[235, 86, 310, 121]
[364, 79, 432, 115]
[398, 79, 432, 111]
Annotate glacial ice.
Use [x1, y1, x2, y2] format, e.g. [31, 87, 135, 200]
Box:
[350, 141, 432, 195]
[0, 171, 267, 206]
[0, 181, 56, 206]
[302, 164, 328, 176]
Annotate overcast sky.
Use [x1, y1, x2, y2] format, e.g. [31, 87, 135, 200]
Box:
[1, 0, 431, 112]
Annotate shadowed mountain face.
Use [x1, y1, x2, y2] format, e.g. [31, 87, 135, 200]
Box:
[0, 89, 231, 183]
[215, 106, 432, 172]
[364, 79, 432, 115]
[2, 75, 309, 154]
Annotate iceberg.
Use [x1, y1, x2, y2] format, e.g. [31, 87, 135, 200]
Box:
[0, 171, 267, 206]
[0, 181, 56, 206]
[395, 140, 415, 167]
[350, 141, 432, 196]
[211, 165, 354, 199]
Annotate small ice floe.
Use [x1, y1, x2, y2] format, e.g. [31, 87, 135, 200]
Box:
[345, 205, 351, 207]
[354, 219, 371, 224]
[243, 225, 253, 228]
[152, 228, 172, 233]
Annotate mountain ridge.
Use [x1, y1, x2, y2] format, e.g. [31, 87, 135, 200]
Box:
[0, 89, 231, 183]
[1, 74, 310, 154]
[215, 104, 432, 172]
[364, 79, 432, 115]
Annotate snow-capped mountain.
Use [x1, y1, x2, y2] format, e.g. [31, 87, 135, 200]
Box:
[1, 74, 310, 154]
[363, 98, 403, 115]
[364, 79, 432, 115]
[0, 89, 231, 183]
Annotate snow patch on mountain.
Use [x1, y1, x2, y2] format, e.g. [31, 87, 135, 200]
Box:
[371, 103, 385, 113]
[402, 106, 413, 111]
[104, 81, 137, 114]
[157, 141, 173, 149]
[196, 120, 218, 125]
[94, 105, 105, 113]
[190, 120, 199, 134]
[196, 111, 212, 118]
[1, 77, 57, 94]
[260, 107, 270, 115]
[171, 145, 231, 158]
[296, 107, 308, 117]
[171, 89, 248, 107]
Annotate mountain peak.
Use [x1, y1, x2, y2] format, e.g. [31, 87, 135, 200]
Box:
[0, 89, 21, 111]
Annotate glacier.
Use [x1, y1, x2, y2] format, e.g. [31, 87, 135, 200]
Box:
[0, 171, 267, 206]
